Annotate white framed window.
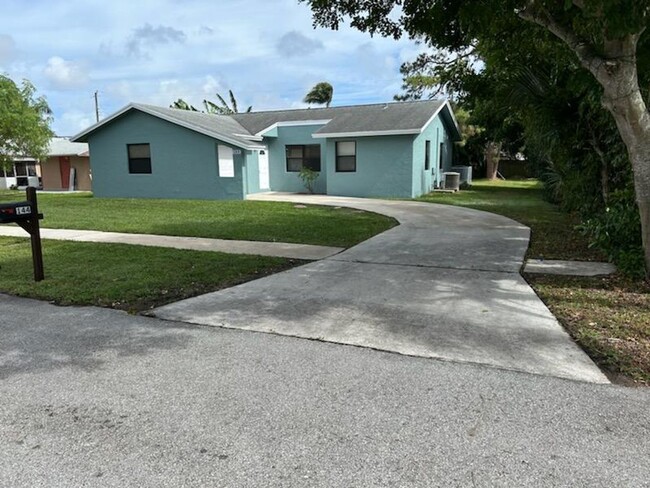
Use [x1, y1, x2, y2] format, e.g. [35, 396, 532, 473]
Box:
[336, 141, 356, 172]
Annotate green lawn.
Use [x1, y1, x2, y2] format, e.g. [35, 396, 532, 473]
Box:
[417, 180, 603, 260]
[0, 237, 300, 312]
[419, 179, 649, 386]
[0, 190, 396, 248]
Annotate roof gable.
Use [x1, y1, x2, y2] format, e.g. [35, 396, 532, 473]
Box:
[71, 103, 263, 150]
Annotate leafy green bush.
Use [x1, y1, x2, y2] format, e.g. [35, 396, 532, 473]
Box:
[298, 167, 319, 194]
[578, 190, 645, 278]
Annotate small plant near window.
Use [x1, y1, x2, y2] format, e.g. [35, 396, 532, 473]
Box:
[298, 167, 319, 194]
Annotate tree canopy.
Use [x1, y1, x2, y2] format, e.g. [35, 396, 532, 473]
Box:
[301, 0, 650, 276]
[304, 82, 334, 107]
[0, 75, 53, 168]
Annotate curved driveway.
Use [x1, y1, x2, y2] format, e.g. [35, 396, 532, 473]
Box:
[153, 194, 607, 383]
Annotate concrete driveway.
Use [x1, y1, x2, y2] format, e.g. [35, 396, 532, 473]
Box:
[153, 194, 607, 384]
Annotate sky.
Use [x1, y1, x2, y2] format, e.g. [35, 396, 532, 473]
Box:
[0, 0, 423, 136]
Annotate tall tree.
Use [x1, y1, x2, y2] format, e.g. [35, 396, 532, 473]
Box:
[170, 90, 252, 115]
[0, 75, 53, 168]
[301, 0, 650, 277]
[304, 82, 334, 107]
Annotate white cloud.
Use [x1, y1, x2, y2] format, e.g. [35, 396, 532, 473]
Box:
[43, 56, 89, 90]
[1, 0, 423, 126]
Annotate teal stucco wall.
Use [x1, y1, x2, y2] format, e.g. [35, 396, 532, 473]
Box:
[412, 117, 454, 197]
[244, 149, 261, 195]
[88, 110, 246, 200]
[264, 124, 328, 194]
[325, 135, 414, 198]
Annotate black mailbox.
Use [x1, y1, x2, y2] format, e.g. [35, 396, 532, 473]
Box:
[0, 201, 34, 223]
[0, 188, 45, 281]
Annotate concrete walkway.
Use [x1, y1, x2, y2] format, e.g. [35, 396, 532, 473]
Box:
[153, 193, 608, 384]
[0, 226, 343, 261]
[524, 259, 617, 276]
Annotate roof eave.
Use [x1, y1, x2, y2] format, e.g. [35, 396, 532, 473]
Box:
[312, 128, 421, 139]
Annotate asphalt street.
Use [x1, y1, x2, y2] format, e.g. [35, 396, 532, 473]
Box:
[1, 294, 649, 487]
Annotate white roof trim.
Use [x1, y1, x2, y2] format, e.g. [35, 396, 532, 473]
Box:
[71, 103, 262, 150]
[235, 133, 264, 141]
[418, 100, 461, 139]
[312, 128, 421, 139]
[256, 119, 331, 137]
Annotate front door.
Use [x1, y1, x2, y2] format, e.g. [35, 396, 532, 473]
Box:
[258, 149, 270, 190]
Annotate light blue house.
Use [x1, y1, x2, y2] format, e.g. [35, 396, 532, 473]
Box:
[72, 100, 461, 200]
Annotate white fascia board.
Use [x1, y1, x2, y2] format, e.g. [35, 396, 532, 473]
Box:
[255, 119, 331, 137]
[417, 100, 462, 140]
[444, 100, 462, 138]
[236, 133, 264, 141]
[417, 102, 447, 135]
[312, 128, 421, 139]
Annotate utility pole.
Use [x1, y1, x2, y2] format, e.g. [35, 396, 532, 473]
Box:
[94, 90, 100, 123]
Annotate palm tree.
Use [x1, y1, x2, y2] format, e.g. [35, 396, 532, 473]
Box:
[204, 90, 252, 115]
[170, 90, 252, 115]
[304, 82, 333, 108]
[170, 99, 198, 111]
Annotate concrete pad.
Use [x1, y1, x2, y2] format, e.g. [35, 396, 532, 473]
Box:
[0, 226, 343, 260]
[525, 259, 617, 276]
[153, 260, 608, 383]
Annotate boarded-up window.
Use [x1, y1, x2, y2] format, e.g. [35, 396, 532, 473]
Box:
[218, 145, 235, 178]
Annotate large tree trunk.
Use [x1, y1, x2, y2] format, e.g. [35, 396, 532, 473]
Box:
[604, 90, 650, 278]
[597, 56, 650, 279]
[485, 142, 501, 180]
[517, 9, 650, 278]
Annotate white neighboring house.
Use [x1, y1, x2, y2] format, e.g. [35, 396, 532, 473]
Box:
[0, 158, 40, 190]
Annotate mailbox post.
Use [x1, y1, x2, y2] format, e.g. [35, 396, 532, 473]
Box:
[0, 187, 44, 281]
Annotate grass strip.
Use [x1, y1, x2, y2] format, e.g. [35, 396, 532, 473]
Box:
[0, 191, 396, 248]
[0, 236, 301, 313]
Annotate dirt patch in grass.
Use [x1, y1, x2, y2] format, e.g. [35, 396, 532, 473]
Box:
[527, 273, 650, 386]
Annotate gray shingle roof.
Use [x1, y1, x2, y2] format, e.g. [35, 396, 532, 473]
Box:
[47, 137, 89, 157]
[72, 103, 262, 149]
[72, 99, 460, 147]
[133, 104, 254, 146]
[231, 99, 447, 136]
